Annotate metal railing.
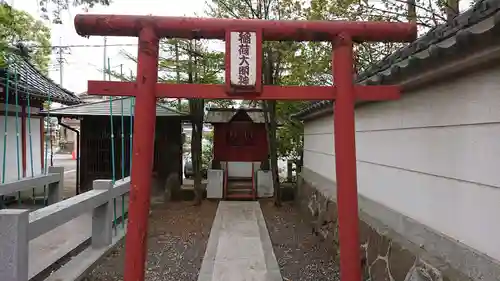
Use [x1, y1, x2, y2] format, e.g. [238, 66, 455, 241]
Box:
[0, 177, 130, 281]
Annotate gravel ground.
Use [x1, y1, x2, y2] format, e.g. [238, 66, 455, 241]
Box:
[83, 200, 218, 281]
[260, 200, 340, 281]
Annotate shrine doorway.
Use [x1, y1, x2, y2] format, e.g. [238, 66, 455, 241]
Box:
[206, 108, 271, 199]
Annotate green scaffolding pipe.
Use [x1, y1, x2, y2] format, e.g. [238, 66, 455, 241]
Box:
[26, 73, 35, 204]
[0, 56, 11, 208]
[2, 58, 11, 184]
[14, 69, 21, 205]
[119, 66, 126, 229]
[43, 83, 52, 206]
[107, 58, 118, 230]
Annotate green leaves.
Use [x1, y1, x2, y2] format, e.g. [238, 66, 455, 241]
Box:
[0, 3, 51, 73]
[38, 0, 111, 23]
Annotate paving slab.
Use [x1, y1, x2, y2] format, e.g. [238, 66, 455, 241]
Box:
[198, 201, 282, 281]
[28, 196, 128, 279]
[29, 214, 91, 279]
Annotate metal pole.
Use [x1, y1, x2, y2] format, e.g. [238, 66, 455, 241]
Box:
[58, 37, 64, 87]
[332, 34, 361, 281]
[123, 26, 159, 281]
[58, 120, 80, 194]
[175, 41, 181, 110]
[59, 53, 63, 87]
[103, 36, 107, 81]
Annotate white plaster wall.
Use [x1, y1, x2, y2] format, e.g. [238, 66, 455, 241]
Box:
[0, 114, 43, 184]
[0, 116, 23, 182]
[26, 117, 43, 176]
[303, 65, 500, 262]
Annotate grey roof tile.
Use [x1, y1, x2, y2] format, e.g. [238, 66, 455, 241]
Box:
[41, 97, 187, 117]
[293, 0, 500, 120]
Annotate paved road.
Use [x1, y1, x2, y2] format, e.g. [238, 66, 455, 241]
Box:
[53, 153, 78, 198]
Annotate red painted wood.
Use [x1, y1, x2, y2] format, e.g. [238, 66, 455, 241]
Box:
[213, 123, 268, 162]
[224, 161, 228, 199]
[226, 193, 255, 199]
[74, 13, 417, 281]
[333, 34, 361, 281]
[251, 163, 255, 199]
[40, 116, 44, 170]
[87, 81, 401, 101]
[123, 26, 160, 281]
[74, 14, 416, 42]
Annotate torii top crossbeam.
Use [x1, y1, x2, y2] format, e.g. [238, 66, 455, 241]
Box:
[74, 14, 416, 42]
[74, 13, 417, 281]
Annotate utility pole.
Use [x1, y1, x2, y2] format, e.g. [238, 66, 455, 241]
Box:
[103, 36, 108, 81]
[55, 37, 70, 87]
[175, 41, 182, 111]
[58, 48, 63, 86]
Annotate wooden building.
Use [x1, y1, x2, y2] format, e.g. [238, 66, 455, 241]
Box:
[0, 51, 80, 184]
[45, 97, 188, 193]
[205, 108, 271, 199]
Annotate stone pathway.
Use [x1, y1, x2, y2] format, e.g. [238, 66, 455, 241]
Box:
[198, 201, 282, 281]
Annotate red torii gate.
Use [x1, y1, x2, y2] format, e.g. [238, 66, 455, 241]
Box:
[74, 15, 416, 281]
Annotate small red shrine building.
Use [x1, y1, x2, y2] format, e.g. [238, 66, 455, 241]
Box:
[205, 108, 273, 199]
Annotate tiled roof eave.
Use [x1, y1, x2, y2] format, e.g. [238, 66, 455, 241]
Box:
[293, 0, 500, 120]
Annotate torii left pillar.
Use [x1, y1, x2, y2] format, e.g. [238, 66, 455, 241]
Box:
[74, 14, 416, 281]
[124, 25, 159, 281]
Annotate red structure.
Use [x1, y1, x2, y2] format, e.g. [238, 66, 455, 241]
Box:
[74, 14, 416, 281]
[209, 108, 268, 163]
[206, 108, 270, 199]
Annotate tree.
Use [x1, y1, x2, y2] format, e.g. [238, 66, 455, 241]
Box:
[207, 0, 476, 206]
[38, 0, 111, 23]
[110, 38, 235, 205]
[207, 0, 307, 206]
[0, 3, 51, 73]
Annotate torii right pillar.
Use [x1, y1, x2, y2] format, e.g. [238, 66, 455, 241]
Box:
[333, 33, 362, 281]
[73, 14, 417, 281]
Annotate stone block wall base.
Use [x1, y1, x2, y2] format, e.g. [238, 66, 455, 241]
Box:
[296, 176, 471, 281]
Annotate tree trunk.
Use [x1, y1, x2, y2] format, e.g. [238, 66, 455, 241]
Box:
[268, 101, 280, 206]
[187, 40, 205, 205]
[191, 99, 204, 205]
[263, 48, 281, 206]
[175, 41, 182, 111]
[407, 0, 416, 23]
[446, 0, 459, 23]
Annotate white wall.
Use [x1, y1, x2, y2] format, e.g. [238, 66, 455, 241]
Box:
[303, 65, 500, 262]
[0, 104, 44, 184]
[0, 116, 24, 182]
[26, 117, 43, 176]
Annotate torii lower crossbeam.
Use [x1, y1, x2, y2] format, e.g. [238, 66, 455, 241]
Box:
[75, 14, 416, 281]
[88, 81, 400, 101]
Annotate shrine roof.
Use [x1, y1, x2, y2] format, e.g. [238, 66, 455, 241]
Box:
[40, 97, 187, 117]
[206, 108, 267, 123]
[1, 49, 81, 106]
[205, 107, 283, 124]
[293, 0, 500, 121]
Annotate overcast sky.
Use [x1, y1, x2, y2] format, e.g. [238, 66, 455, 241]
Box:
[10, 0, 474, 96]
[12, 0, 209, 94]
